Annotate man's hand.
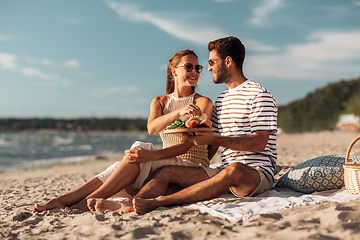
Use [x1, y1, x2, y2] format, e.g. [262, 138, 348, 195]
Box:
[125, 147, 155, 164]
[185, 130, 270, 152]
[184, 131, 217, 145]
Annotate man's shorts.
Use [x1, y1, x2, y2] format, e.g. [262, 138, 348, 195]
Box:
[204, 164, 274, 197]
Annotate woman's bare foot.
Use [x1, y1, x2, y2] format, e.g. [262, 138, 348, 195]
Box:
[87, 198, 134, 213]
[33, 198, 66, 212]
[132, 198, 162, 215]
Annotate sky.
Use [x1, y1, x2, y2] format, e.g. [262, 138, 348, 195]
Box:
[1, 0, 360, 119]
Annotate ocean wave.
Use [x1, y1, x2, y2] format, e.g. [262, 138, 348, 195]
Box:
[0, 151, 124, 173]
[52, 135, 75, 146]
[0, 132, 161, 172]
[58, 144, 92, 151]
[0, 138, 18, 147]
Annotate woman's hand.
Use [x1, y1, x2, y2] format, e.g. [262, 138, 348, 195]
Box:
[125, 147, 156, 164]
[178, 103, 202, 117]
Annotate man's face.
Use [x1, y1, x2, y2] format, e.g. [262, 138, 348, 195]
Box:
[208, 50, 230, 84]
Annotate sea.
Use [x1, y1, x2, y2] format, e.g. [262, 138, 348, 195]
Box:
[0, 131, 162, 172]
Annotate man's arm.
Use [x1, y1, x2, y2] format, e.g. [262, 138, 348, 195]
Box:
[191, 130, 270, 152]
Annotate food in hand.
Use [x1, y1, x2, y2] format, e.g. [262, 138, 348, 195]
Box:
[166, 115, 211, 130]
[199, 113, 207, 121]
[166, 119, 186, 129]
[185, 116, 200, 128]
[200, 119, 212, 127]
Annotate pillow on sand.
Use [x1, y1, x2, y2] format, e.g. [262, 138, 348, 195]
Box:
[274, 164, 283, 176]
[276, 155, 360, 193]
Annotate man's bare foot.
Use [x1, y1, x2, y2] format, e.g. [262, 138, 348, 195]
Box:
[33, 198, 65, 212]
[87, 198, 134, 213]
[132, 198, 162, 215]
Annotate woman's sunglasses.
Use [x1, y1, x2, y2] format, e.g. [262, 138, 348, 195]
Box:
[175, 63, 203, 73]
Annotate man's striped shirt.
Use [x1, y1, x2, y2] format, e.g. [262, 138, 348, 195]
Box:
[212, 79, 278, 177]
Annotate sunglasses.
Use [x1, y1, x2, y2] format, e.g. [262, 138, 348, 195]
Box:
[208, 58, 222, 66]
[175, 63, 203, 73]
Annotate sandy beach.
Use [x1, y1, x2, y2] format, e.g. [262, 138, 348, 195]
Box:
[1, 131, 360, 240]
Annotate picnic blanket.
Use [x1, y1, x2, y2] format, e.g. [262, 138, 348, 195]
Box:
[185, 187, 360, 222]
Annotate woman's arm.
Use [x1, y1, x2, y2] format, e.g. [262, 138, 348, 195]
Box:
[147, 96, 204, 135]
[125, 138, 194, 163]
[147, 96, 178, 135]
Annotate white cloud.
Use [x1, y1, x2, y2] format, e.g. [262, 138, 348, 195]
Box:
[22, 68, 54, 80]
[243, 39, 278, 52]
[245, 30, 360, 80]
[104, 1, 226, 45]
[250, 0, 285, 26]
[353, 1, 360, 6]
[105, 1, 276, 52]
[42, 58, 52, 66]
[0, 33, 13, 41]
[26, 57, 79, 68]
[89, 86, 141, 97]
[63, 59, 80, 67]
[1, 52, 72, 86]
[21, 67, 70, 86]
[291, 31, 360, 61]
[0, 52, 17, 70]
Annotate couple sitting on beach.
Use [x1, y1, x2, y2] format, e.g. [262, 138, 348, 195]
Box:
[33, 36, 278, 215]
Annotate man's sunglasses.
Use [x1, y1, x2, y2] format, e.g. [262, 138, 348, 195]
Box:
[175, 63, 203, 73]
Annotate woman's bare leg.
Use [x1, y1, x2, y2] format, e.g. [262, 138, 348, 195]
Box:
[33, 176, 103, 212]
[72, 160, 140, 211]
[34, 157, 141, 212]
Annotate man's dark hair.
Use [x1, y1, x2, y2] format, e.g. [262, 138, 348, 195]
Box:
[208, 36, 245, 71]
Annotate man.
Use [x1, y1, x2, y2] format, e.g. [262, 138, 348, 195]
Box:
[87, 36, 278, 214]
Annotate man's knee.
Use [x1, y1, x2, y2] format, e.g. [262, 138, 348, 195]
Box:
[221, 162, 249, 182]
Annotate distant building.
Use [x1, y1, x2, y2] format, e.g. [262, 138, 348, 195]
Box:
[336, 114, 360, 131]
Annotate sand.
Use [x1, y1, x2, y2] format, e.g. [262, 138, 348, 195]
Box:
[1, 130, 360, 240]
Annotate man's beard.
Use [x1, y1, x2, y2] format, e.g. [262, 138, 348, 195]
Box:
[213, 62, 231, 84]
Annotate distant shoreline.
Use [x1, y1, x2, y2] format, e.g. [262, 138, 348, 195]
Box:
[0, 118, 148, 132]
[0, 129, 150, 134]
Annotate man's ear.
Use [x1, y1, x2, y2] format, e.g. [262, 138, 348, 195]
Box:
[225, 56, 233, 67]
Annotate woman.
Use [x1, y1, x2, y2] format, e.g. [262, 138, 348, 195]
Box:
[33, 49, 213, 213]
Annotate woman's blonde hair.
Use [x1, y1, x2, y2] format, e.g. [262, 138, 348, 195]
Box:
[166, 49, 198, 94]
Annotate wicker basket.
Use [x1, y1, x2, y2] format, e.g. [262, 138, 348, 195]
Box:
[343, 136, 360, 194]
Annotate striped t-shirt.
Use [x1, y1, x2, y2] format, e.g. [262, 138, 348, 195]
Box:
[212, 79, 278, 177]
